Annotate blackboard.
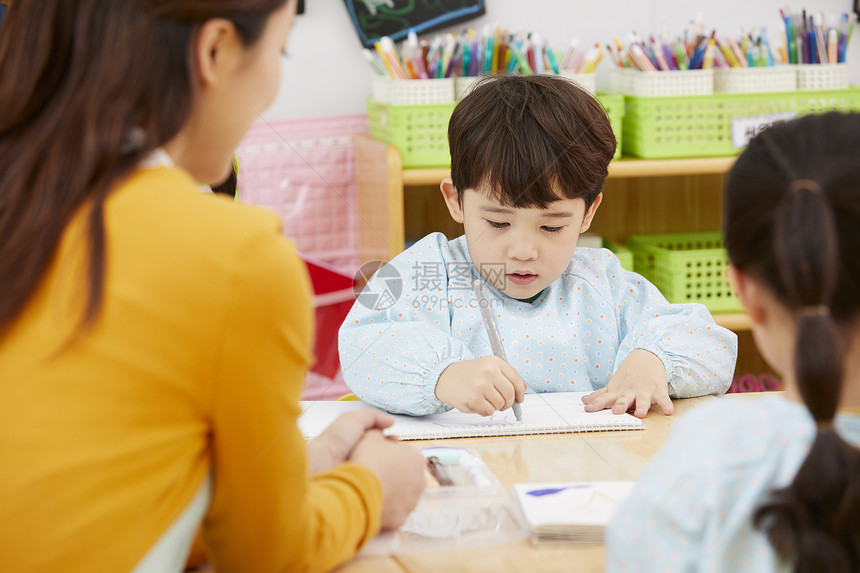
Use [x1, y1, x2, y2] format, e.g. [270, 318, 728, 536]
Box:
[344, 0, 486, 48]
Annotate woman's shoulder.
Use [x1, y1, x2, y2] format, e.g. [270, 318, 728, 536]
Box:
[106, 166, 306, 303]
[114, 165, 287, 252]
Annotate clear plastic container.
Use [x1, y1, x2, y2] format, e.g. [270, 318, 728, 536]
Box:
[360, 446, 529, 554]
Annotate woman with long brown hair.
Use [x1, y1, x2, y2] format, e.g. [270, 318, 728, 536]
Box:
[0, 1, 425, 571]
[606, 112, 860, 572]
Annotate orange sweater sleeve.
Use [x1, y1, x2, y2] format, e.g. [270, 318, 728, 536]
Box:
[202, 223, 382, 572]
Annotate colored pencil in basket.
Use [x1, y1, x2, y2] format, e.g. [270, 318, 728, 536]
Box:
[362, 49, 387, 77]
[837, 14, 849, 62]
[813, 13, 827, 65]
[408, 30, 429, 79]
[827, 27, 838, 64]
[546, 47, 560, 74]
[509, 43, 533, 75]
[372, 41, 396, 78]
[726, 37, 746, 67]
[379, 36, 408, 79]
[701, 36, 717, 69]
[581, 44, 604, 74]
[780, 8, 796, 64]
[560, 39, 579, 70]
[650, 36, 670, 70]
[673, 42, 688, 70]
[531, 34, 544, 74]
[661, 41, 679, 70]
[497, 32, 508, 74]
[717, 39, 739, 68]
[441, 34, 457, 78]
[491, 24, 501, 72]
[778, 8, 852, 65]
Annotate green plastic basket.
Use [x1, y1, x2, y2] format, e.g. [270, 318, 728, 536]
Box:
[626, 232, 740, 312]
[597, 92, 624, 160]
[622, 87, 860, 159]
[367, 89, 625, 168]
[367, 97, 455, 168]
[603, 239, 633, 271]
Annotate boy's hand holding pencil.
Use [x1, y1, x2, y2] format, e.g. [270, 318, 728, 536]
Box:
[435, 356, 527, 417]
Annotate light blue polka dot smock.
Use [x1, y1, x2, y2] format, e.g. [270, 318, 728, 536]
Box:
[338, 232, 738, 415]
[606, 395, 860, 572]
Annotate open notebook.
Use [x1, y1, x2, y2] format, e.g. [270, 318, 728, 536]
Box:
[513, 481, 636, 545]
[299, 391, 644, 441]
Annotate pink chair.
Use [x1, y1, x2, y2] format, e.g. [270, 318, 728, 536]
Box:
[727, 372, 783, 393]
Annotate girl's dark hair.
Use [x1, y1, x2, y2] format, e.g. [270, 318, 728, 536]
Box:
[0, 0, 287, 335]
[724, 112, 860, 572]
[447, 74, 616, 209]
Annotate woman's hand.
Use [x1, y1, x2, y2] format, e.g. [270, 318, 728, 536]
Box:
[306, 409, 395, 474]
[349, 430, 426, 530]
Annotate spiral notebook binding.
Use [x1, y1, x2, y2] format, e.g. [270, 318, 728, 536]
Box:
[392, 419, 644, 440]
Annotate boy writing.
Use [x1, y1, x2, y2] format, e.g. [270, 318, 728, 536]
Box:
[339, 75, 737, 417]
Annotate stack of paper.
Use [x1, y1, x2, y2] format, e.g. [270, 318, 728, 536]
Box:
[513, 481, 635, 545]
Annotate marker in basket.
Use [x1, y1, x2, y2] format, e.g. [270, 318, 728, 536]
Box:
[474, 278, 523, 422]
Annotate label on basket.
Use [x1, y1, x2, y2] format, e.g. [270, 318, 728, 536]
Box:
[731, 112, 797, 149]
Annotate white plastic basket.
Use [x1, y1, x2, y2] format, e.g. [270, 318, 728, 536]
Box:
[714, 66, 797, 93]
[455, 76, 483, 100]
[559, 71, 597, 95]
[796, 63, 850, 91]
[372, 77, 455, 105]
[610, 68, 714, 96]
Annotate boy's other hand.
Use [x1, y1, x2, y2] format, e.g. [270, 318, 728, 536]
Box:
[582, 349, 673, 419]
[435, 356, 527, 416]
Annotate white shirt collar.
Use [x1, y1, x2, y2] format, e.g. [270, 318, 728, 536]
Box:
[139, 148, 175, 169]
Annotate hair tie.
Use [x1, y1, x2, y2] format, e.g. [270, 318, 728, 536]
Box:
[798, 305, 830, 318]
[788, 178, 822, 194]
[121, 127, 146, 154]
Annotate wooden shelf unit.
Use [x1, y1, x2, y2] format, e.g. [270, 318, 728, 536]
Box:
[712, 313, 751, 331]
[402, 156, 738, 186]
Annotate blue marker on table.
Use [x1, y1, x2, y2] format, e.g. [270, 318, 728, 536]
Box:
[526, 484, 591, 497]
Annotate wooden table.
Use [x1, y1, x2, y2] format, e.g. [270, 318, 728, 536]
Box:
[335, 393, 763, 573]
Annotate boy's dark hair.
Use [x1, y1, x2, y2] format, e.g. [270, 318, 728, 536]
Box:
[447, 74, 616, 209]
[725, 112, 860, 572]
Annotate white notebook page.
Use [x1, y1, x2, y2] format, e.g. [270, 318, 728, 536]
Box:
[299, 392, 644, 441]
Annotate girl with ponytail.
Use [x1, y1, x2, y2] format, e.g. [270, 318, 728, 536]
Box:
[606, 112, 860, 572]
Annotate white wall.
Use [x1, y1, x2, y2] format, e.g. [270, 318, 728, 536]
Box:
[267, 0, 860, 119]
